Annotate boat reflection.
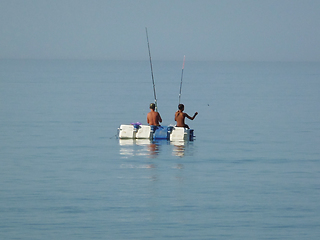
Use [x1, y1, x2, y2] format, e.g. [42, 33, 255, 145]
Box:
[119, 139, 193, 158]
[171, 141, 187, 157]
[119, 139, 162, 158]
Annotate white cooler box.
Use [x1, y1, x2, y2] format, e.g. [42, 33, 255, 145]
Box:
[118, 124, 151, 139]
[170, 127, 194, 141]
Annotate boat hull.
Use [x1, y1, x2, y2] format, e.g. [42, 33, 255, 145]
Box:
[118, 124, 194, 141]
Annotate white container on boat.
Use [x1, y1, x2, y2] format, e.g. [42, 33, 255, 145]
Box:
[119, 124, 152, 139]
[170, 127, 194, 141]
[135, 125, 151, 139]
[118, 124, 135, 139]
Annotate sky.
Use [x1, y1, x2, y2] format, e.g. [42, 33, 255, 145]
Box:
[1, 0, 320, 61]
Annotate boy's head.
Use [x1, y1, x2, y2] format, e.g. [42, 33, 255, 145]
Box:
[150, 103, 155, 110]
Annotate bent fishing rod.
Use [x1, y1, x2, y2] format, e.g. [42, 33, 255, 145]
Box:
[178, 55, 186, 105]
[145, 27, 158, 112]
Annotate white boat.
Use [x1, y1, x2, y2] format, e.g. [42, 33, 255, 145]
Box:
[118, 124, 194, 141]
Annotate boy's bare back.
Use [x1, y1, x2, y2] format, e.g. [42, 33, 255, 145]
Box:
[175, 111, 186, 127]
[174, 104, 198, 128]
[147, 110, 162, 126]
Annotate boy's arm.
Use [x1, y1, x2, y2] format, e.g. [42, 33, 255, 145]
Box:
[186, 112, 198, 120]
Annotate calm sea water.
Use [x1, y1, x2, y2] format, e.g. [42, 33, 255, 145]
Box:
[1, 59, 319, 239]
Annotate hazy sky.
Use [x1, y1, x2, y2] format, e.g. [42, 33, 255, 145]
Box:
[1, 0, 320, 61]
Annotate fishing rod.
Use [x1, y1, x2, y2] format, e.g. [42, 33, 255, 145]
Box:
[145, 27, 158, 112]
[178, 55, 186, 105]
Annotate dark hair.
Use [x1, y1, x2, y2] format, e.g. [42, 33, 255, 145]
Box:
[150, 103, 155, 110]
[178, 104, 184, 110]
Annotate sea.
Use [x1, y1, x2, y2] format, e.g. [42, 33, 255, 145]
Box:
[0, 59, 319, 240]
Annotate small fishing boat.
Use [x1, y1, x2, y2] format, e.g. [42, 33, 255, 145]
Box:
[118, 124, 194, 141]
[117, 29, 195, 142]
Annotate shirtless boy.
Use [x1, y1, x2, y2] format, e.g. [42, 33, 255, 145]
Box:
[175, 104, 198, 129]
[147, 103, 162, 126]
